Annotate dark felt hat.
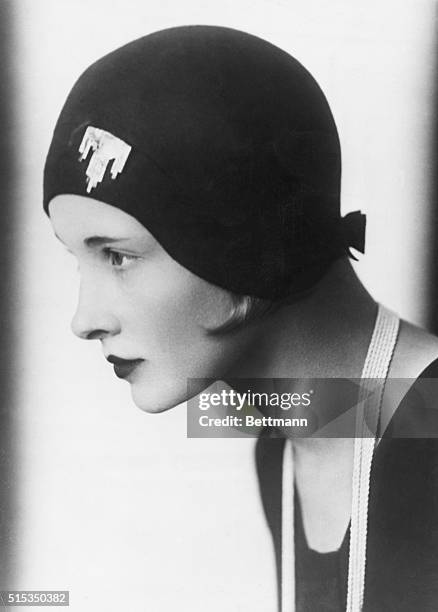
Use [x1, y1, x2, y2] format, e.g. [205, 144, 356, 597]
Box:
[44, 25, 365, 299]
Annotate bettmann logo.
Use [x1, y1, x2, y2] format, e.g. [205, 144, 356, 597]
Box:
[78, 126, 132, 193]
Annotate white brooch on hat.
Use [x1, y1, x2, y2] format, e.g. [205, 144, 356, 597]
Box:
[78, 126, 132, 193]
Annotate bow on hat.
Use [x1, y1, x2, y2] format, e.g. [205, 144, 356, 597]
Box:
[341, 211, 366, 261]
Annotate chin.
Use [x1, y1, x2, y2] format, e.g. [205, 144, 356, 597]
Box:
[129, 382, 187, 413]
[128, 374, 215, 414]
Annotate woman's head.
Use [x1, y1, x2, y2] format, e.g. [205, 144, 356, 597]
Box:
[44, 26, 365, 411]
[49, 194, 260, 412]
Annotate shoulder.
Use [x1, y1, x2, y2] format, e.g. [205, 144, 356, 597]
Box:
[380, 318, 438, 436]
[388, 318, 438, 379]
[382, 319, 438, 438]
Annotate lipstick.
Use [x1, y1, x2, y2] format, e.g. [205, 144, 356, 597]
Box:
[106, 355, 144, 379]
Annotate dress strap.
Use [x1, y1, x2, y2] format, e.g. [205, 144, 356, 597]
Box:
[347, 305, 399, 611]
[281, 439, 295, 611]
[281, 303, 400, 612]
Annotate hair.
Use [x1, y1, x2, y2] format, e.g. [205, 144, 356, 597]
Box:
[207, 254, 349, 335]
[207, 287, 315, 335]
[207, 294, 274, 335]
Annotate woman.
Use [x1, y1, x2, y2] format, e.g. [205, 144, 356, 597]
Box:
[43, 25, 438, 611]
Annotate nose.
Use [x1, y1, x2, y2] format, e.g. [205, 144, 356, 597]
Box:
[70, 276, 121, 340]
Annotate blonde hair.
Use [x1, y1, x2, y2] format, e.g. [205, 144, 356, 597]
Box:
[207, 293, 274, 335]
[206, 284, 316, 335]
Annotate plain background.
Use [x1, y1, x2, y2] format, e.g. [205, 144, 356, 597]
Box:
[8, 1, 438, 610]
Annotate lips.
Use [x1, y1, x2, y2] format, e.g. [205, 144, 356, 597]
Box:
[106, 355, 144, 379]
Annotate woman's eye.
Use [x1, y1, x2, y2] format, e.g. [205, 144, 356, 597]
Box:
[104, 249, 138, 269]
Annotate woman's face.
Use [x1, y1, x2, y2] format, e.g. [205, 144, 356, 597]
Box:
[49, 195, 252, 413]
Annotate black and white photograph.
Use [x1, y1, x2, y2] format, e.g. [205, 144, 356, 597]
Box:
[1, 1, 438, 610]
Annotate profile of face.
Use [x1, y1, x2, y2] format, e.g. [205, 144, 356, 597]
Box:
[49, 195, 254, 413]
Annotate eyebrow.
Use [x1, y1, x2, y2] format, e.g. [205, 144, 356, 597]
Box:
[54, 232, 131, 247]
[83, 236, 131, 248]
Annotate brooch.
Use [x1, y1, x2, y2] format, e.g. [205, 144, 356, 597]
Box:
[78, 126, 132, 193]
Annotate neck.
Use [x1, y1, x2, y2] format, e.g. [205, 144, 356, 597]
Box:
[226, 258, 377, 381]
[223, 259, 377, 449]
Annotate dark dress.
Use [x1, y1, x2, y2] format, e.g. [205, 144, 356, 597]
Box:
[255, 358, 438, 611]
